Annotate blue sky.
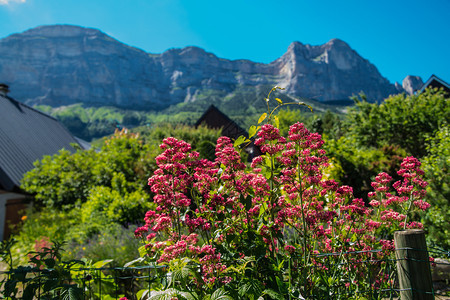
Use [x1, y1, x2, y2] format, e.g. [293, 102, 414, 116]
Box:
[1, 0, 449, 85]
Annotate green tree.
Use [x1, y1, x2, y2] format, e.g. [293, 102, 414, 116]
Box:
[325, 136, 407, 199]
[421, 125, 450, 248]
[21, 129, 156, 209]
[345, 88, 449, 157]
[136, 123, 221, 161]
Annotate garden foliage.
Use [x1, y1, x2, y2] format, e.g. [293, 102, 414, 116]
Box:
[421, 125, 450, 248]
[134, 87, 431, 299]
[0, 239, 127, 300]
[326, 88, 449, 248]
[15, 125, 221, 266]
[9, 86, 446, 298]
[344, 89, 449, 157]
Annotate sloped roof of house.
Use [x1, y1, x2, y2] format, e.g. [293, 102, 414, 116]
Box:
[195, 105, 262, 161]
[420, 74, 450, 94]
[195, 105, 248, 139]
[0, 90, 82, 191]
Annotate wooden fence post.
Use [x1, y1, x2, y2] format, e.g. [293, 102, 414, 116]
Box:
[394, 229, 434, 300]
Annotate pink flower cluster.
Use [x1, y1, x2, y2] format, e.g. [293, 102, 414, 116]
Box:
[136, 122, 430, 291]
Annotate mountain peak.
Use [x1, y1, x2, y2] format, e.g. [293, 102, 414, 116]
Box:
[325, 38, 351, 48]
[288, 41, 306, 48]
[402, 75, 423, 94]
[15, 24, 105, 38]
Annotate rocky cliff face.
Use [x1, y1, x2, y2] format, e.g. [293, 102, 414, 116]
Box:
[273, 39, 400, 101]
[0, 25, 402, 109]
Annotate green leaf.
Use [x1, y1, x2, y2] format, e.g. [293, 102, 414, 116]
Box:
[100, 295, 117, 300]
[259, 202, 268, 219]
[92, 259, 113, 269]
[297, 102, 313, 112]
[240, 194, 252, 210]
[137, 289, 150, 300]
[14, 266, 32, 281]
[210, 288, 233, 300]
[262, 289, 284, 300]
[275, 276, 288, 294]
[149, 288, 196, 300]
[239, 279, 264, 299]
[258, 113, 267, 124]
[264, 155, 272, 168]
[22, 283, 37, 299]
[61, 286, 84, 300]
[124, 256, 146, 267]
[43, 279, 58, 293]
[226, 233, 236, 244]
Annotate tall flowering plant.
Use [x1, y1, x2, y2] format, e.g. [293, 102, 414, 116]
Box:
[135, 87, 430, 299]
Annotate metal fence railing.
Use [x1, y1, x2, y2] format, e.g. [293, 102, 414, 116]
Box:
[1, 248, 449, 299]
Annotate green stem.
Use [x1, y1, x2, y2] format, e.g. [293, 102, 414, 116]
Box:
[403, 194, 414, 230]
[296, 152, 308, 266]
[289, 258, 292, 300]
[270, 154, 275, 223]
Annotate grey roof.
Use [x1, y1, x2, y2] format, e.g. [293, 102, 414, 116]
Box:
[0, 93, 82, 191]
[420, 74, 450, 94]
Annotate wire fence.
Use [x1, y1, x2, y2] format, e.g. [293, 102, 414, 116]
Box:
[1, 247, 449, 299]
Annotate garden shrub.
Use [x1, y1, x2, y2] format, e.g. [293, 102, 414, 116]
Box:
[7, 209, 79, 266]
[81, 173, 153, 226]
[15, 125, 222, 268]
[344, 88, 449, 157]
[325, 136, 408, 200]
[21, 129, 157, 210]
[421, 125, 450, 249]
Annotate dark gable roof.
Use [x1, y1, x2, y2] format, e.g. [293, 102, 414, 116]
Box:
[420, 74, 450, 95]
[0, 93, 82, 191]
[195, 105, 262, 161]
[195, 105, 248, 139]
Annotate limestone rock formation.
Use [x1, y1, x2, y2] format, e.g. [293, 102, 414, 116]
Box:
[402, 75, 424, 95]
[0, 25, 403, 109]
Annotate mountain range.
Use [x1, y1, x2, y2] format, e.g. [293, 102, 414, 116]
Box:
[0, 25, 414, 110]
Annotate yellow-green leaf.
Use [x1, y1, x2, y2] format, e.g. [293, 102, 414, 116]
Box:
[274, 115, 280, 129]
[249, 125, 260, 138]
[138, 245, 147, 257]
[234, 135, 250, 148]
[258, 113, 267, 124]
[298, 102, 314, 113]
[93, 259, 113, 269]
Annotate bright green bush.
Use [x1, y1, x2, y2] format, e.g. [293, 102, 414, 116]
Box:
[325, 135, 408, 199]
[20, 148, 97, 209]
[421, 125, 450, 248]
[81, 173, 153, 226]
[135, 123, 221, 161]
[21, 129, 157, 209]
[345, 88, 449, 157]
